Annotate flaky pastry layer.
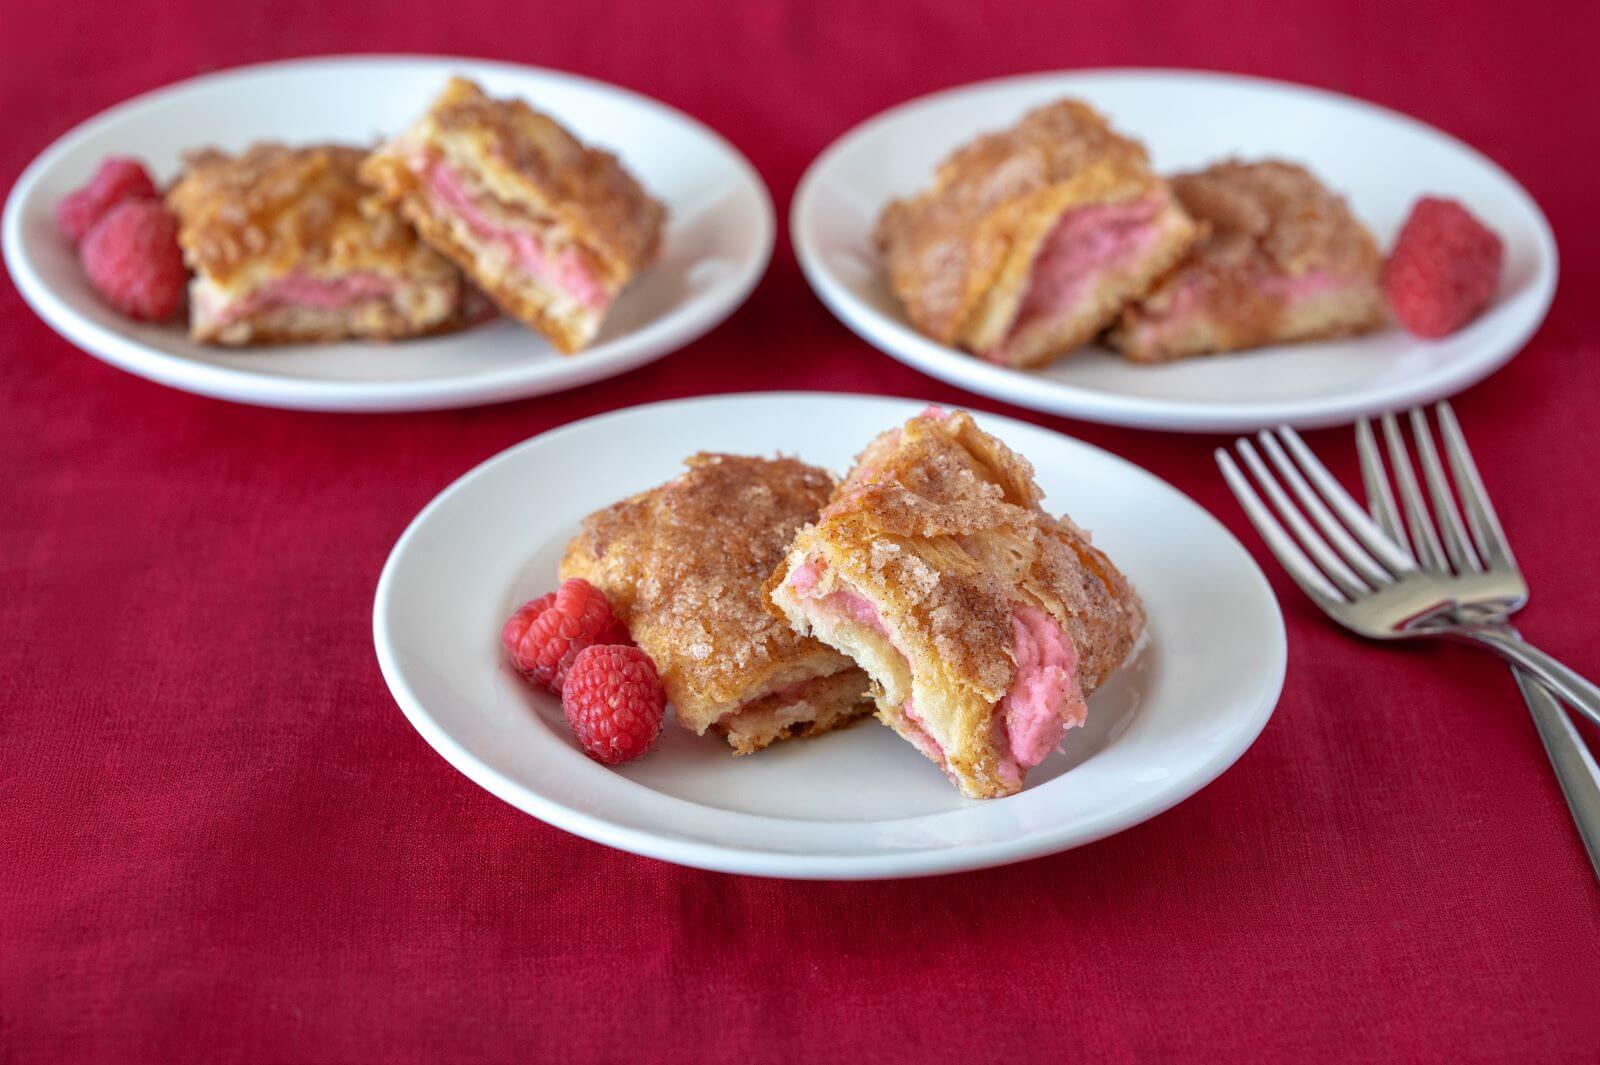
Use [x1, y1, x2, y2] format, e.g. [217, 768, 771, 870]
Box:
[714, 669, 874, 756]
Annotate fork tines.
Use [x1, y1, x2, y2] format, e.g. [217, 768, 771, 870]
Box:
[1215, 401, 1509, 605]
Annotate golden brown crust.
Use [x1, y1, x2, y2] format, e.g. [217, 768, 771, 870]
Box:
[167, 143, 458, 288]
[770, 409, 1144, 798]
[875, 99, 1193, 359]
[166, 142, 465, 345]
[1108, 159, 1386, 361]
[360, 78, 664, 352]
[560, 454, 869, 742]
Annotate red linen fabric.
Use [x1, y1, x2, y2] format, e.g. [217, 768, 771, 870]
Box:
[3, 2, 1598, 1061]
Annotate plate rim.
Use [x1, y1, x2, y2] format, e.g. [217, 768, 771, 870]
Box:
[372, 390, 1288, 879]
[2, 53, 776, 412]
[792, 67, 1559, 433]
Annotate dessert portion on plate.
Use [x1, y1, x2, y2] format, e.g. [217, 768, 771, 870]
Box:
[166, 144, 469, 345]
[363, 78, 666, 353]
[504, 408, 1143, 796]
[768, 408, 1144, 798]
[876, 100, 1197, 369]
[1108, 160, 1385, 362]
[560, 453, 872, 754]
[54, 78, 666, 353]
[876, 98, 1504, 367]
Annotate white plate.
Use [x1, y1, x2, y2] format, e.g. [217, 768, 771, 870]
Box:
[373, 393, 1285, 878]
[794, 70, 1557, 433]
[2, 55, 773, 412]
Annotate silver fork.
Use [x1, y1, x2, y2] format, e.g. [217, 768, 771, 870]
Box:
[1356, 404, 1600, 877]
[1213, 421, 1600, 726]
[1216, 405, 1600, 878]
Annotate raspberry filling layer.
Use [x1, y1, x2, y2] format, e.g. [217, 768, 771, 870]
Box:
[423, 160, 609, 311]
[999, 605, 1085, 766]
[207, 272, 403, 325]
[789, 562, 1084, 780]
[988, 193, 1167, 362]
[1131, 268, 1347, 343]
[1263, 269, 1343, 302]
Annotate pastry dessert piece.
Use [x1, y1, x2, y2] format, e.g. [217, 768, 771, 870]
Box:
[769, 408, 1144, 799]
[875, 100, 1197, 368]
[166, 143, 466, 345]
[1108, 160, 1386, 361]
[560, 454, 872, 754]
[361, 77, 666, 353]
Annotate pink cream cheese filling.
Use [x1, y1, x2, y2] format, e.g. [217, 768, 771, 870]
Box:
[209, 272, 402, 326]
[422, 159, 609, 311]
[1133, 268, 1348, 343]
[789, 562, 1084, 783]
[998, 605, 1085, 766]
[986, 193, 1167, 363]
[1261, 269, 1344, 303]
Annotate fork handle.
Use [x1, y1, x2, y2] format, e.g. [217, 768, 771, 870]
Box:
[1450, 626, 1600, 729]
[1514, 666, 1600, 881]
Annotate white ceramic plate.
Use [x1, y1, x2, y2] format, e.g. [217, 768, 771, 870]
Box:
[373, 393, 1285, 878]
[794, 70, 1557, 433]
[3, 55, 773, 411]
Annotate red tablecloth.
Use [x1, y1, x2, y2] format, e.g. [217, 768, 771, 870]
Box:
[4, 2, 1598, 1061]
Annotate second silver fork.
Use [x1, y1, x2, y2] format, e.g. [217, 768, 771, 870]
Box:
[1218, 416, 1600, 726]
[1218, 402, 1600, 879]
[1355, 404, 1600, 876]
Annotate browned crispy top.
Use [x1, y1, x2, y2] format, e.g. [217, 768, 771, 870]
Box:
[874, 99, 1160, 344]
[1168, 159, 1381, 281]
[790, 410, 1142, 702]
[165, 143, 455, 287]
[364, 78, 664, 285]
[560, 454, 853, 719]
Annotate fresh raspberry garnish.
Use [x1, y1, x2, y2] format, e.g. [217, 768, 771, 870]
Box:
[501, 578, 629, 693]
[56, 157, 160, 246]
[561, 645, 666, 765]
[1383, 196, 1503, 338]
[502, 592, 556, 655]
[79, 201, 187, 322]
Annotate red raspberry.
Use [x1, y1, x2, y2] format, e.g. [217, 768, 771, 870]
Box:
[561, 645, 666, 765]
[1383, 197, 1503, 338]
[56, 157, 160, 246]
[79, 201, 187, 322]
[501, 578, 629, 693]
